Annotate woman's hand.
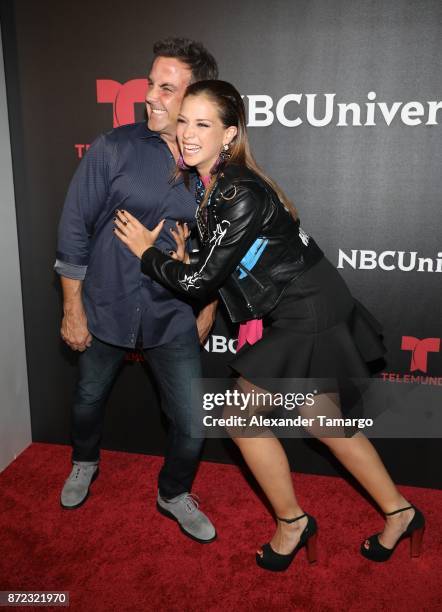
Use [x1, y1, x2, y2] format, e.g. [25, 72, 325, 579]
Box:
[113, 210, 165, 259]
[169, 221, 190, 263]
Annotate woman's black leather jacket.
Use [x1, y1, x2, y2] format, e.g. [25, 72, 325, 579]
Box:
[141, 164, 324, 323]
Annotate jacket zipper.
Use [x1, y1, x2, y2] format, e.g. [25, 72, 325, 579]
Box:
[231, 275, 256, 313]
[236, 262, 265, 290]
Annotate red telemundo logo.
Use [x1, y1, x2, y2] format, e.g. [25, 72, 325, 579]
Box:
[381, 336, 441, 385]
[401, 336, 440, 374]
[96, 79, 148, 127]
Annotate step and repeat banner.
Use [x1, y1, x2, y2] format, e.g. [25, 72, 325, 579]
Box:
[2, 0, 441, 486]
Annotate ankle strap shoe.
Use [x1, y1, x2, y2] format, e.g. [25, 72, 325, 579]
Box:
[360, 504, 425, 562]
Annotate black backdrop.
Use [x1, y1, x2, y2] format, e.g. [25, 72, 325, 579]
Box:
[2, 0, 441, 487]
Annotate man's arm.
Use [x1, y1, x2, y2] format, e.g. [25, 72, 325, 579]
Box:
[55, 134, 110, 351]
[60, 277, 92, 352]
[196, 299, 218, 345]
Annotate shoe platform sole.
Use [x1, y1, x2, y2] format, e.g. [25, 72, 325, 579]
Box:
[156, 501, 217, 544]
[60, 467, 99, 510]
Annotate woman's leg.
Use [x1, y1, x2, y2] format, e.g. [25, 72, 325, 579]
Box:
[304, 392, 415, 548]
[232, 434, 308, 555]
[226, 376, 309, 554]
[322, 432, 414, 547]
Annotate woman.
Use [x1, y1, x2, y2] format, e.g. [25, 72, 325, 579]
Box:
[113, 80, 425, 571]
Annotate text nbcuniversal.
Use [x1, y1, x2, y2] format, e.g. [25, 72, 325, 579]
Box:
[95, 80, 442, 128]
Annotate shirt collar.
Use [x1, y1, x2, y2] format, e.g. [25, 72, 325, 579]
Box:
[137, 122, 165, 140]
[136, 122, 196, 188]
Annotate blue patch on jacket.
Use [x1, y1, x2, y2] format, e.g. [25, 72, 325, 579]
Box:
[237, 238, 269, 279]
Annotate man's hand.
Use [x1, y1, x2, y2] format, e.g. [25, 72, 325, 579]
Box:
[61, 306, 92, 352]
[60, 276, 92, 352]
[196, 299, 218, 345]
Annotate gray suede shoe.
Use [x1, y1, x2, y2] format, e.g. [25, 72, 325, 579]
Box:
[60, 461, 99, 509]
[157, 492, 216, 543]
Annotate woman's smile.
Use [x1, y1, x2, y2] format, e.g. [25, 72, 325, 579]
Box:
[177, 93, 237, 176]
[182, 143, 202, 155]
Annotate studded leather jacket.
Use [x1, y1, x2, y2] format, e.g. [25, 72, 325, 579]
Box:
[141, 164, 324, 323]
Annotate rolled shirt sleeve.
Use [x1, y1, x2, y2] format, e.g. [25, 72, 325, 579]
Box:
[53, 259, 87, 280]
[56, 134, 110, 266]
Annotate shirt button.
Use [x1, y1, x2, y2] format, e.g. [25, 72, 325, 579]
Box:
[136, 307, 140, 312]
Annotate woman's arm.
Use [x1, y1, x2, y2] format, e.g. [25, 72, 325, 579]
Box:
[141, 182, 267, 302]
[113, 181, 267, 302]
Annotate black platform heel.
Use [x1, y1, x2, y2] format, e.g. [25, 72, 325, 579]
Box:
[360, 504, 425, 562]
[256, 513, 318, 572]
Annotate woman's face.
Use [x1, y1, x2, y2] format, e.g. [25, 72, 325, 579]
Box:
[177, 94, 237, 177]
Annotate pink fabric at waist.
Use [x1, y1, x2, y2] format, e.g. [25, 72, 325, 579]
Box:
[237, 319, 263, 350]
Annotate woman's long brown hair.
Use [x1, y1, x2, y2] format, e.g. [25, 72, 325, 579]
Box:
[177, 80, 298, 220]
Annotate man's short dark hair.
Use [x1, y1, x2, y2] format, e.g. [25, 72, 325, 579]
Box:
[152, 37, 218, 82]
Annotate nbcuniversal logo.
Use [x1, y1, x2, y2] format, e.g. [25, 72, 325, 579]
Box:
[74, 80, 442, 157]
[124, 334, 238, 362]
[338, 250, 442, 273]
[95, 79, 442, 129]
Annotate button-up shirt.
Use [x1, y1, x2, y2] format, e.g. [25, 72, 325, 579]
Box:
[55, 122, 198, 348]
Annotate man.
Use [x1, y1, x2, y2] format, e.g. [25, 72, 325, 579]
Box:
[55, 38, 218, 543]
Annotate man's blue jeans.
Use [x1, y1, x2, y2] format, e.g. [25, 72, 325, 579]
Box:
[71, 326, 204, 499]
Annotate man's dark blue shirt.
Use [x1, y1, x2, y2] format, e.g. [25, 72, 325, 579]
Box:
[55, 122, 198, 348]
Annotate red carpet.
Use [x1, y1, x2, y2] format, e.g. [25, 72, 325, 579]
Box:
[0, 443, 441, 612]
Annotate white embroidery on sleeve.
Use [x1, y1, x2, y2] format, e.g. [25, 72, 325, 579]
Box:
[299, 226, 310, 246]
[178, 219, 231, 291]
